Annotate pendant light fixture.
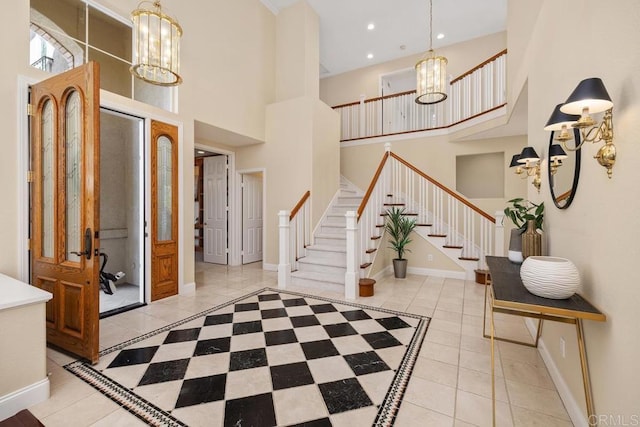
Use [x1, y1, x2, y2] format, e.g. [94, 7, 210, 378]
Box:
[415, 0, 448, 104]
[131, 1, 183, 86]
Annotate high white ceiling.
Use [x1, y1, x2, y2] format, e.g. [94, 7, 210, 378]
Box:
[263, 0, 507, 77]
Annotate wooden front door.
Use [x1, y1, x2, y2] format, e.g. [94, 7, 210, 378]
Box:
[150, 121, 179, 301]
[31, 62, 101, 364]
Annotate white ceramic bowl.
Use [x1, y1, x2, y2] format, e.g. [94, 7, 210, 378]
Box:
[520, 256, 580, 299]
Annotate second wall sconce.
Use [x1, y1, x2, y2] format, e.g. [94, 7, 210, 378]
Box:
[510, 146, 541, 193]
[545, 78, 615, 178]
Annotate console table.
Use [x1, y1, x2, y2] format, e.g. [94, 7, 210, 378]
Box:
[484, 256, 606, 427]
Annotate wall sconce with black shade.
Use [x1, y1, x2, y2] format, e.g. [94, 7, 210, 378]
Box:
[510, 147, 541, 193]
[548, 144, 568, 175]
[549, 78, 615, 178]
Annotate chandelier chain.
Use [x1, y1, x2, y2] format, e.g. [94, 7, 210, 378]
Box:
[429, 0, 433, 51]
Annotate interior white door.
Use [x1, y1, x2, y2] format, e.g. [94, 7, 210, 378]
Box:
[242, 173, 263, 264]
[203, 156, 228, 264]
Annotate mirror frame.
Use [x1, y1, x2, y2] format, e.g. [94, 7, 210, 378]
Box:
[548, 128, 581, 209]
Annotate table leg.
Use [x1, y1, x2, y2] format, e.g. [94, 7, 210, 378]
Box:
[576, 319, 596, 427]
[490, 292, 496, 427]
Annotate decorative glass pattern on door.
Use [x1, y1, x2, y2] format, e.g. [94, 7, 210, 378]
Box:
[65, 91, 83, 262]
[41, 99, 55, 259]
[157, 135, 173, 241]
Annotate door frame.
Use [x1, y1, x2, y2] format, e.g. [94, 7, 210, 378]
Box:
[194, 144, 240, 266]
[19, 77, 188, 297]
[236, 168, 267, 267]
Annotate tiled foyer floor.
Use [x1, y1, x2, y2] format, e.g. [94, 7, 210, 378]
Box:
[31, 262, 574, 426]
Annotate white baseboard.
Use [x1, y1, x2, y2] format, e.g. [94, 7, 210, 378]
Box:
[407, 266, 467, 280]
[180, 282, 196, 294]
[262, 263, 278, 272]
[0, 378, 49, 421]
[524, 318, 588, 427]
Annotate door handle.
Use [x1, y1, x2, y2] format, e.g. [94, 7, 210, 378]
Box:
[70, 228, 92, 260]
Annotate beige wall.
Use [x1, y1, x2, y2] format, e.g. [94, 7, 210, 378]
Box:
[0, 304, 47, 397]
[516, 0, 640, 419]
[320, 31, 506, 107]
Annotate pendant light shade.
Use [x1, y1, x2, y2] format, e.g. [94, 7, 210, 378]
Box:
[415, 52, 448, 104]
[415, 0, 448, 104]
[131, 1, 182, 86]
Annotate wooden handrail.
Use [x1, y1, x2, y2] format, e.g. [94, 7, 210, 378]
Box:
[390, 152, 496, 223]
[357, 152, 390, 220]
[331, 50, 507, 109]
[290, 191, 311, 221]
[450, 49, 507, 85]
[556, 189, 572, 203]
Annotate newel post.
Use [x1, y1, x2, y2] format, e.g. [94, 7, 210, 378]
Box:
[344, 211, 358, 300]
[494, 210, 505, 256]
[278, 210, 291, 288]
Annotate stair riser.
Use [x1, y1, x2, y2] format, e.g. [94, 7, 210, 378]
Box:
[314, 237, 346, 247]
[303, 249, 346, 262]
[297, 262, 346, 275]
[290, 277, 345, 294]
[320, 225, 346, 234]
[324, 217, 347, 226]
[330, 206, 359, 215]
[337, 196, 363, 204]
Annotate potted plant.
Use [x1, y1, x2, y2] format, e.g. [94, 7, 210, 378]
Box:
[503, 198, 544, 263]
[384, 207, 417, 278]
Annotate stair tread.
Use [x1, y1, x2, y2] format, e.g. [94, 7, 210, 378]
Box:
[297, 257, 347, 268]
[305, 244, 347, 253]
[314, 232, 346, 239]
[291, 270, 344, 285]
[360, 262, 372, 269]
[322, 222, 346, 228]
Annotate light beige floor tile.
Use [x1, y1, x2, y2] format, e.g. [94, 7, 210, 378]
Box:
[459, 349, 502, 377]
[511, 406, 574, 427]
[273, 384, 329, 426]
[502, 358, 555, 389]
[454, 419, 479, 427]
[426, 328, 461, 348]
[455, 389, 513, 427]
[89, 407, 149, 426]
[330, 406, 379, 427]
[460, 334, 493, 354]
[433, 308, 463, 322]
[457, 367, 509, 402]
[430, 318, 463, 334]
[358, 370, 396, 405]
[170, 401, 225, 427]
[506, 380, 570, 420]
[29, 376, 98, 419]
[412, 357, 459, 387]
[41, 391, 119, 427]
[133, 380, 183, 411]
[404, 377, 456, 417]
[498, 341, 545, 367]
[420, 341, 460, 366]
[395, 401, 454, 427]
[224, 367, 274, 400]
[307, 355, 354, 383]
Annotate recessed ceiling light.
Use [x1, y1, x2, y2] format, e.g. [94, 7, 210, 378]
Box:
[197, 150, 205, 154]
[367, 53, 374, 59]
[437, 33, 445, 40]
[367, 23, 375, 30]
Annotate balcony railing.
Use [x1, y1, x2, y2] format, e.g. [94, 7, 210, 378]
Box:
[333, 49, 507, 141]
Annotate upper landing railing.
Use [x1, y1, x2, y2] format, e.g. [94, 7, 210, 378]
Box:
[333, 49, 507, 142]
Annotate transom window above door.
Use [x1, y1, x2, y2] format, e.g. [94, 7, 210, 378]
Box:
[29, 0, 174, 112]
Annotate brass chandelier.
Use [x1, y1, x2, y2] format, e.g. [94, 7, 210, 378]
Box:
[131, 1, 183, 86]
[415, 0, 448, 104]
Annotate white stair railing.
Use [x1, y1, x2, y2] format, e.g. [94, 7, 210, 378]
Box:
[278, 191, 311, 288]
[345, 146, 501, 283]
[334, 50, 507, 141]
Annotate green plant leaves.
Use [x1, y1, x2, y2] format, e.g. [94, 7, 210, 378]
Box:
[384, 206, 417, 260]
[504, 198, 544, 231]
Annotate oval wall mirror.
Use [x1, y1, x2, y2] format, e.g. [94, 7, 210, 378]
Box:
[548, 128, 581, 209]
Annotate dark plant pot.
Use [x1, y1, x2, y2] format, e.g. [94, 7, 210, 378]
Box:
[508, 228, 523, 264]
[393, 259, 408, 278]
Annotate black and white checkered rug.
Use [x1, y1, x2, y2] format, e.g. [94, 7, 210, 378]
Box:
[65, 288, 430, 426]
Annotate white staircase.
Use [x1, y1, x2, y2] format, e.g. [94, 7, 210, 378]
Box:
[290, 180, 363, 292]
